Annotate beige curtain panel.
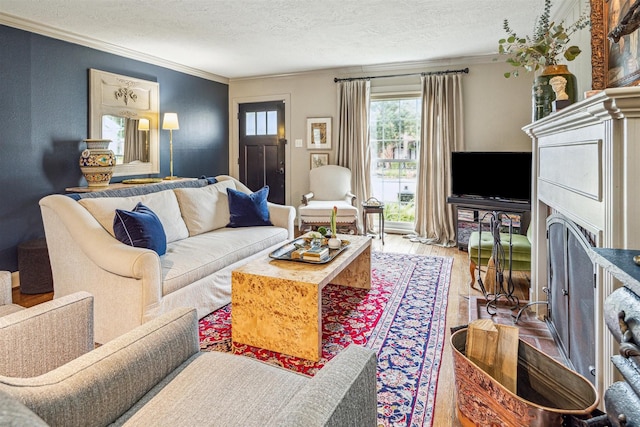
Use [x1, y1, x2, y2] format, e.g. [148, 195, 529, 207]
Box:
[413, 74, 464, 246]
[336, 80, 371, 234]
[123, 118, 146, 164]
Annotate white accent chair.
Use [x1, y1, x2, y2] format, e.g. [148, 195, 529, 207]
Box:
[298, 165, 359, 234]
[0, 271, 23, 317]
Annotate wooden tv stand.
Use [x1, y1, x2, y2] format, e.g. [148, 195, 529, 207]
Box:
[446, 196, 531, 250]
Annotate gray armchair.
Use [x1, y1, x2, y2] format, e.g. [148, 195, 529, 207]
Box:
[0, 271, 24, 317]
[0, 292, 378, 426]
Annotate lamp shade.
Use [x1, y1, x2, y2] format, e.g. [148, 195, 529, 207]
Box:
[138, 118, 150, 131]
[162, 113, 179, 130]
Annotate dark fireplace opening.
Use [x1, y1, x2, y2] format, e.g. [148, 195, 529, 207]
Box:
[546, 213, 596, 385]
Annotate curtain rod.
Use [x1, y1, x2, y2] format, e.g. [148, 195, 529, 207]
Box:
[333, 67, 469, 83]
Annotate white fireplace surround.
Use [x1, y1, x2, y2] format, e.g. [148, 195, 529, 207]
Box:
[523, 87, 640, 402]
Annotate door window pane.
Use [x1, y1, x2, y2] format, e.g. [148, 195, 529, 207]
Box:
[245, 112, 256, 136]
[256, 112, 267, 135]
[267, 110, 277, 135]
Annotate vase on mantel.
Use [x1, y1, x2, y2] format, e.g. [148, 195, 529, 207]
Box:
[79, 139, 115, 187]
[532, 65, 577, 121]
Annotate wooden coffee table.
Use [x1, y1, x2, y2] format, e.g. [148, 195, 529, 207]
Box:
[231, 234, 372, 361]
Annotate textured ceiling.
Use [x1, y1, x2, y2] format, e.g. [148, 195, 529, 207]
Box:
[0, 0, 548, 79]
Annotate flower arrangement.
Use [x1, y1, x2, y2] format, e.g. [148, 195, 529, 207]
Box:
[498, 0, 590, 77]
[330, 206, 338, 237]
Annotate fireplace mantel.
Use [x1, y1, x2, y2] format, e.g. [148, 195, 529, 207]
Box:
[523, 86, 640, 400]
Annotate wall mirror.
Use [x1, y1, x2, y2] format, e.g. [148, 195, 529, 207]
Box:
[89, 68, 159, 177]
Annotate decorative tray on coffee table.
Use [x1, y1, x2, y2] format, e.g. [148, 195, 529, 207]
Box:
[269, 237, 350, 264]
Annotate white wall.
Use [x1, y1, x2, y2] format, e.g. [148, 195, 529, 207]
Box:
[229, 59, 534, 208]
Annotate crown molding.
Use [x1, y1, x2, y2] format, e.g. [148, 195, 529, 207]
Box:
[0, 13, 229, 85]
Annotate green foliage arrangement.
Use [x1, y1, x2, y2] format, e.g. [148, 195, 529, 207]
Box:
[498, 0, 590, 77]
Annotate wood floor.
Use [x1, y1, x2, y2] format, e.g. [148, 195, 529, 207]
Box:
[11, 232, 536, 426]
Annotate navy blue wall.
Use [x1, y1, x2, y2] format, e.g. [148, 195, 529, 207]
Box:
[0, 25, 229, 271]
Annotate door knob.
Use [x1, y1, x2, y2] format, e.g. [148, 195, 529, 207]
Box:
[278, 168, 285, 175]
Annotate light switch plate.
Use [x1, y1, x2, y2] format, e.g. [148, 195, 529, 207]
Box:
[295, 139, 303, 147]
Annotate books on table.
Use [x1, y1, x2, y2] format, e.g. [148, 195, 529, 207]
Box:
[302, 246, 329, 261]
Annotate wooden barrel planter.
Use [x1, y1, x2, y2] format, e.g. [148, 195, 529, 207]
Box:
[450, 328, 599, 426]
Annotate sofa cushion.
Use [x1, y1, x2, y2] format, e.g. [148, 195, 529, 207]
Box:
[114, 203, 167, 255]
[173, 180, 236, 236]
[227, 186, 272, 227]
[115, 351, 307, 426]
[78, 190, 189, 244]
[298, 200, 358, 218]
[161, 227, 287, 296]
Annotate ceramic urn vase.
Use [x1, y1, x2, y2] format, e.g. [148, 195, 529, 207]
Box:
[79, 139, 115, 187]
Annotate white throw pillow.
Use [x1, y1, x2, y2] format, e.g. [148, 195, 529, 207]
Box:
[173, 180, 236, 236]
[78, 190, 189, 243]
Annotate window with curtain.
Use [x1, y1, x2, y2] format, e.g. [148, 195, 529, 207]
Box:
[369, 94, 421, 232]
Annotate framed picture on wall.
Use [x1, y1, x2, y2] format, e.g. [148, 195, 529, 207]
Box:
[310, 153, 329, 169]
[306, 117, 332, 149]
[591, 0, 640, 89]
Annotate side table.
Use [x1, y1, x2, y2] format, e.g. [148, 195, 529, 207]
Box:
[18, 238, 54, 294]
[362, 202, 384, 244]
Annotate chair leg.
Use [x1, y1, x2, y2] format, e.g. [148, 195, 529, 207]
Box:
[469, 259, 477, 290]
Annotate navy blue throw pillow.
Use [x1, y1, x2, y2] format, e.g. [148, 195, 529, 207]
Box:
[227, 186, 272, 227]
[113, 202, 167, 255]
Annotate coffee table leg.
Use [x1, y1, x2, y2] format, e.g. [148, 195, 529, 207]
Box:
[331, 244, 371, 289]
[232, 271, 322, 361]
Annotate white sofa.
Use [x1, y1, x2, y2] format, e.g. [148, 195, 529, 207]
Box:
[39, 176, 295, 343]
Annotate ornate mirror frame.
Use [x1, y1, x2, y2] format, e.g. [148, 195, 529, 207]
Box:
[89, 68, 160, 177]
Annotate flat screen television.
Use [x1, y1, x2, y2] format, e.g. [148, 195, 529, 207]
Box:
[451, 151, 532, 203]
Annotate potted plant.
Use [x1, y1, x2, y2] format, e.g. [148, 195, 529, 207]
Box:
[498, 0, 590, 120]
[328, 206, 341, 249]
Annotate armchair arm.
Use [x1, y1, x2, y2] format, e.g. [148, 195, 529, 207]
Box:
[2, 307, 199, 427]
[302, 192, 314, 205]
[268, 203, 296, 240]
[345, 192, 357, 207]
[272, 345, 378, 427]
[0, 271, 12, 306]
[0, 292, 94, 377]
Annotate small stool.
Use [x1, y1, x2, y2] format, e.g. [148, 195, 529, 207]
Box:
[362, 202, 385, 244]
[18, 238, 54, 294]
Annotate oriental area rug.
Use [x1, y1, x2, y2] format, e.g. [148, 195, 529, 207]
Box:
[199, 252, 453, 427]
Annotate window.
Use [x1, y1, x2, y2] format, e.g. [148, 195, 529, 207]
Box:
[369, 95, 421, 231]
[245, 110, 278, 136]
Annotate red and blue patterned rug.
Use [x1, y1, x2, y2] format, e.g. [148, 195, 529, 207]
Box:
[199, 251, 453, 426]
